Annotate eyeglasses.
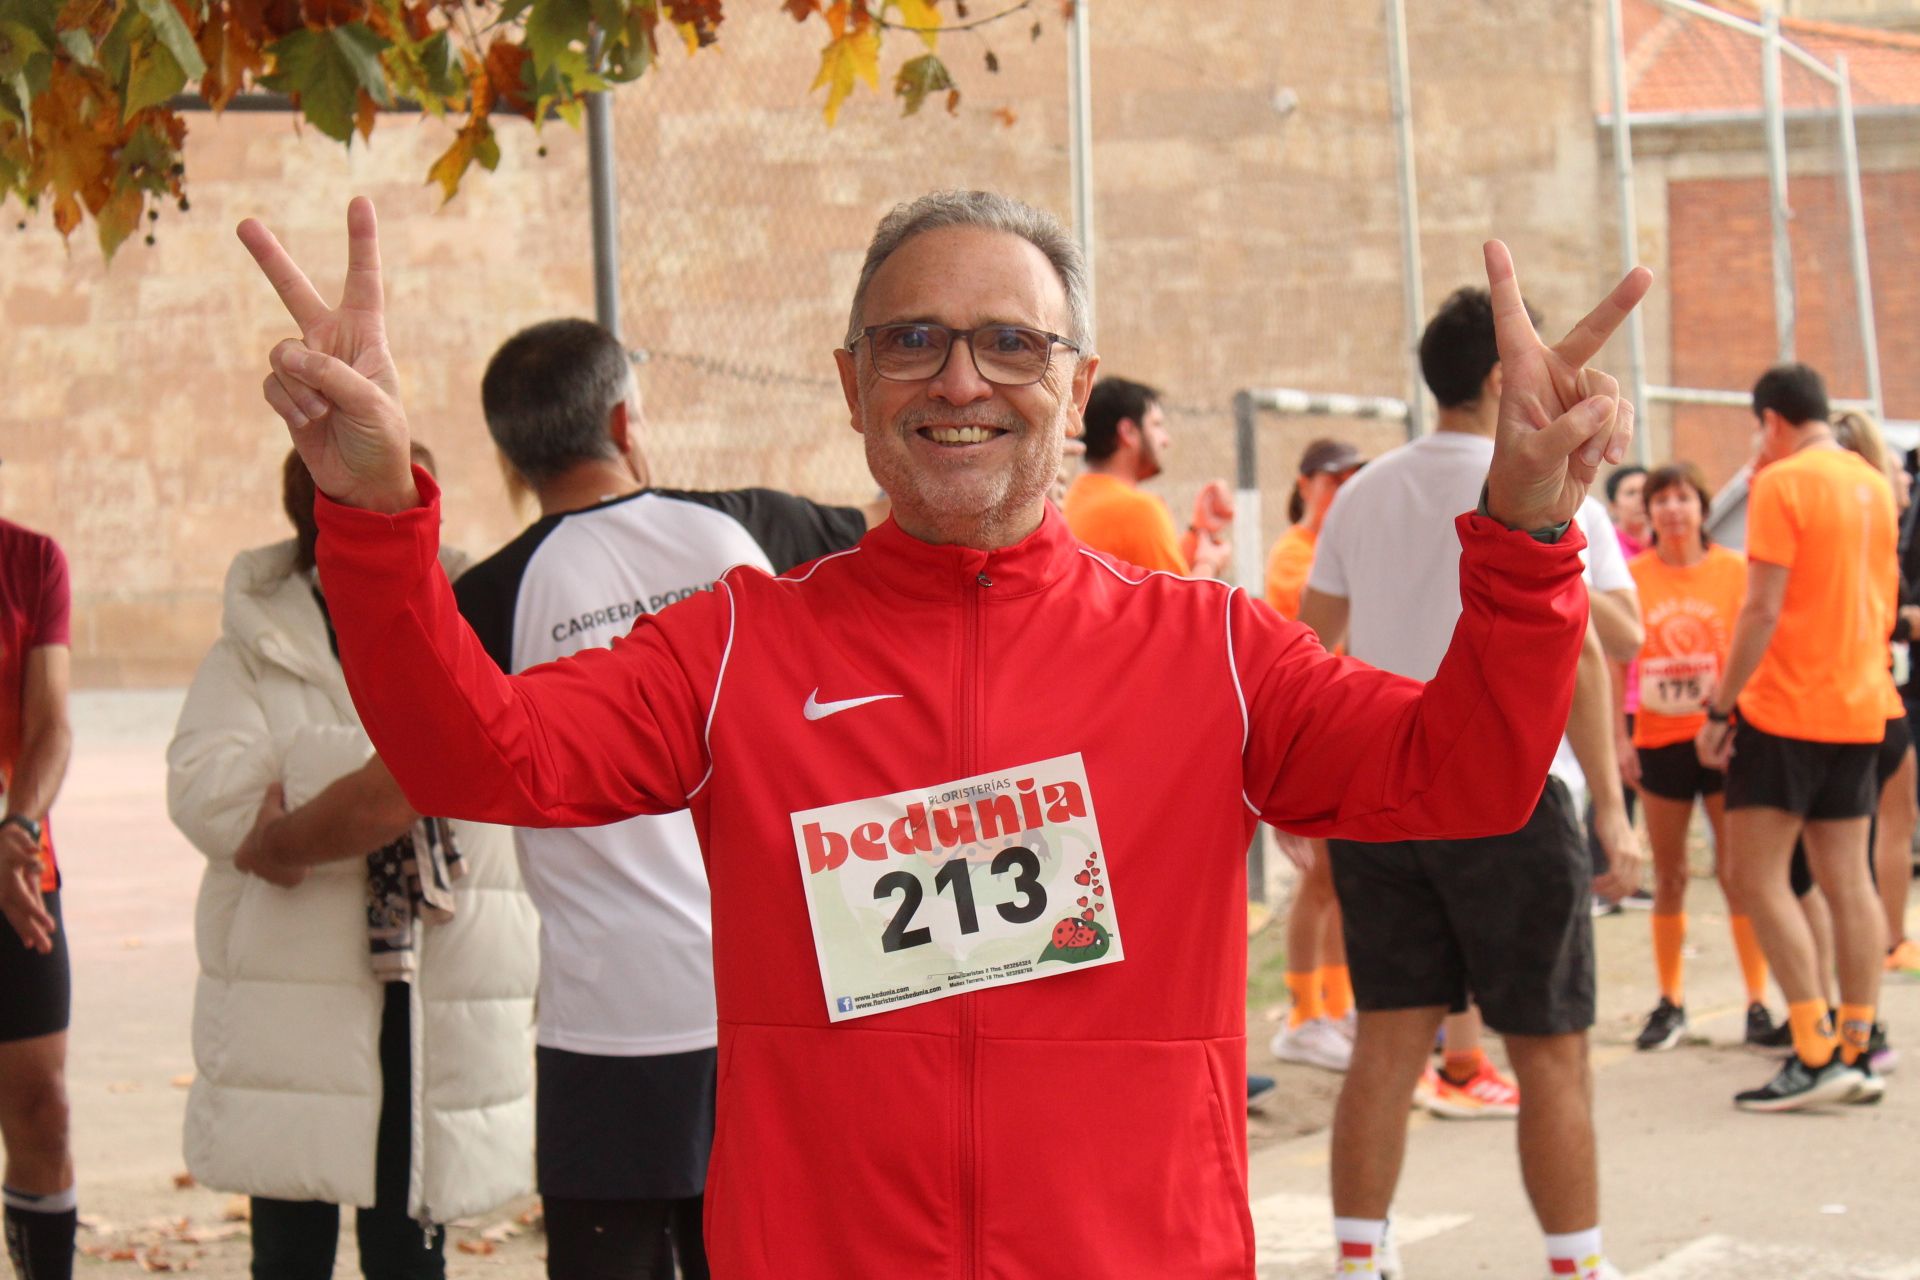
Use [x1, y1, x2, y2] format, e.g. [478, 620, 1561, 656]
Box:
[850, 323, 1079, 387]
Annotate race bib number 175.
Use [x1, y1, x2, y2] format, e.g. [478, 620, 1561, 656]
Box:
[791, 753, 1124, 1022]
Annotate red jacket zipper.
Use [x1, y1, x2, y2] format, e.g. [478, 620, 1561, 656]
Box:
[958, 567, 990, 1280]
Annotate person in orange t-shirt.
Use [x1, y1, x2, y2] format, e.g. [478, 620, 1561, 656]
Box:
[1063, 377, 1232, 578]
[1697, 364, 1896, 1112]
[1263, 438, 1364, 1074]
[0, 513, 78, 1279]
[1624, 464, 1776, 1054]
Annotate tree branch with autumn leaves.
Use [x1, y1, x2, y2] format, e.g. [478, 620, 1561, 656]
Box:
[0, 0, 1054, 257]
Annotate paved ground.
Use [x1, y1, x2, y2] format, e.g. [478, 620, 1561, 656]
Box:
[47, 690, 1920, 1276]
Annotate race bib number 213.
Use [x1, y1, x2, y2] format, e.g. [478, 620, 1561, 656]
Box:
[791, 753, 1124, 1022]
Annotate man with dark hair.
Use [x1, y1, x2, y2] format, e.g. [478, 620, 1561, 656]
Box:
[457, 318, 869, 1276]
[1063, 376, 1232, 577]
[0, 507, 76, 1280]
[239, 191, 1647, 1278]
[1697, 361, 1895, 1111]
[1301, 284, 1643, 1280]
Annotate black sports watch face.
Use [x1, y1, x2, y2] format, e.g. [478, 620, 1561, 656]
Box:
[2, 813, 42, 843]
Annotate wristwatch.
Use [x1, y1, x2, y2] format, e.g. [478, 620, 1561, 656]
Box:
[1475, 483, 1571, 545]
[1706, 707, 1733, 724]
[1, 813, 43, 844]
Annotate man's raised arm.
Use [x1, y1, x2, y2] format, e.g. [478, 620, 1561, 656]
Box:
[241, 199, 712, 826]
[1243, 242, 1650, 840]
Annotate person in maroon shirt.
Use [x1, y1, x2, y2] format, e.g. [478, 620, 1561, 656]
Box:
[0, 513, 77, 1280]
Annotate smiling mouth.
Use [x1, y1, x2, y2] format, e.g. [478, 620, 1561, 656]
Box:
[918, 425, 1007, 446]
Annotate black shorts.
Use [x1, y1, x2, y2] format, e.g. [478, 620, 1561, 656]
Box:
[536, 1044, 717, 1200]
[1724, 719, 1878, 820]
[1637, 740, 1724, 802]
[1791, 716, 1914, 895]
[1328, 779, 1595, 1037]
[1877, 714, 1912, 786]
[0, 890, 70, 1043]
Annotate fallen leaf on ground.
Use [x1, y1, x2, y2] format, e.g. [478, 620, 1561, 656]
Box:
[171, 1172, 196, 1190]
[170, 1073, 195, 1089]
[455, 1238, 495, 1255]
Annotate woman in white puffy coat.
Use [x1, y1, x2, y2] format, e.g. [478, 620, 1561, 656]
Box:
[166, 450, 538, 1279]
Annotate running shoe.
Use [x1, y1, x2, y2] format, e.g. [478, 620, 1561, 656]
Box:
[1845, 1055, 1885, 1106]
[1589, 896, 1623, 918]
[1546, 1258, 1624, 1279]
[1333, 1218, 1403, 1278]
[1619, 888, 1655, 911]
[1272, 1017, 1354, 1072]
[1634, 997, 1688, 1052]
[1247, 1074, 1278, 1110]
[1743, 1002, 1792, 1051]
[1867, 1022, 1897, 1076]
[1333, 1010, 1357, 1042]
[1886, 938, 1920, 979]
[1420, 1059, 1520, 1119]
[1733, 1053, 1864, 1112]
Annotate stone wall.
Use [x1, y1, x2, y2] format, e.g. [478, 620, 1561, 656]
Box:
[2, 1, 1620, 686]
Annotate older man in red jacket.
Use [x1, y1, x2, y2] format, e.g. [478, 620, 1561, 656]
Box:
[240, 190, 1646, 1280]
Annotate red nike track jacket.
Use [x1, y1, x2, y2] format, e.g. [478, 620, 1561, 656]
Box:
[315, 471, 1586, 1279]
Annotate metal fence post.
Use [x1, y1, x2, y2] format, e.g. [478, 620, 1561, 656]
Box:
[1067, 0, 1096, 343]
[1384, 0, 1425, 440]
[1605, 0, 1651, 463]
[587, 33, 621, 340]
[1761, 5, 1795, 362]
[1835, 56, 1885, 419]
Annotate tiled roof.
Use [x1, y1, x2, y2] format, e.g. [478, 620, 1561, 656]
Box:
[1608, 0, 1920, 115]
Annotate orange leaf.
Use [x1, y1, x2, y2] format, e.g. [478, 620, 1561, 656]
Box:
[196, 4, 269, 111]
[483, 39, 532, 117]
[783, 0, 820, 18]
[992, 105, 1017, 127]
[353, 86, 376, 139]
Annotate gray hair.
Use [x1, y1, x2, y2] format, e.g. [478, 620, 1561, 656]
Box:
[845, 190, 1091, 352]
[480, 319, 629, 484]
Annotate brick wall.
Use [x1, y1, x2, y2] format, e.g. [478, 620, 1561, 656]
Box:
[1666, 168, 1920, 487]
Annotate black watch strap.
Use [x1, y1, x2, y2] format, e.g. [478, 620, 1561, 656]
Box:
[2, 813, 43, 843]
[1706, 707, 1733, 724]
[1475, 483, 1572, 544]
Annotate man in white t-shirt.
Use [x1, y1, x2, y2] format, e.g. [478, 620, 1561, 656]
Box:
[453, 320, 871, 1278]
[1299, 287, 1644, 1280]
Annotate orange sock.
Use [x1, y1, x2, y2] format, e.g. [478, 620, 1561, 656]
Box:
[1837, 1003, 1875, 1065]
[1321, 965, 1354, 1021]
[1286, 970, 1324, 1028]
[1651, 913, 1686, 1004]
[1787, 999, 1838, 1066]
[1441, 1047, 1485, 1085]
[1729, 916, 1769, 1004]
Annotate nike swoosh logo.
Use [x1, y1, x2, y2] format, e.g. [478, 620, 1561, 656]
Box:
[803, 688, 905, 721]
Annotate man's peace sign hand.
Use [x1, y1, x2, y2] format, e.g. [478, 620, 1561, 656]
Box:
[1482, 242, 1653, 533]
[238, 197, 419, 514]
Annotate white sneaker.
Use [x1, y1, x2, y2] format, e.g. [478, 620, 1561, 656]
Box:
[1333, 1010, 1357, 1042]
[1273, 1017, 1354, 1072]
[1545, 1259, 1622, 1280]
[1331, 1218, 1402, 1277]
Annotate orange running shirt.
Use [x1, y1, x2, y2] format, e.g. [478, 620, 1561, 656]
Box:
[1628, 545, 1746, 749]
[0, 518, 70, 892]
[1264, 524, 1317, 620]
[1740, 447, 1898, 743]
[1063, 473, 1190, 574]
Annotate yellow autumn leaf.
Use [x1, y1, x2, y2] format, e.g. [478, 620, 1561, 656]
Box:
[812, 25, 879, 125]
[891, 0, 940, 50]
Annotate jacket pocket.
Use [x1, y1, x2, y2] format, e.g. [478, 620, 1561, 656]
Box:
[975, 1035, 1255, 1279]
[704, 1022, 956, 1280]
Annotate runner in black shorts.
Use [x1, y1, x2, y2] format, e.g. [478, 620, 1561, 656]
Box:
[1698, 365, 1894, 1112]
[1330, 778, 1595, 1035]
[1, 513, 78, 1280]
